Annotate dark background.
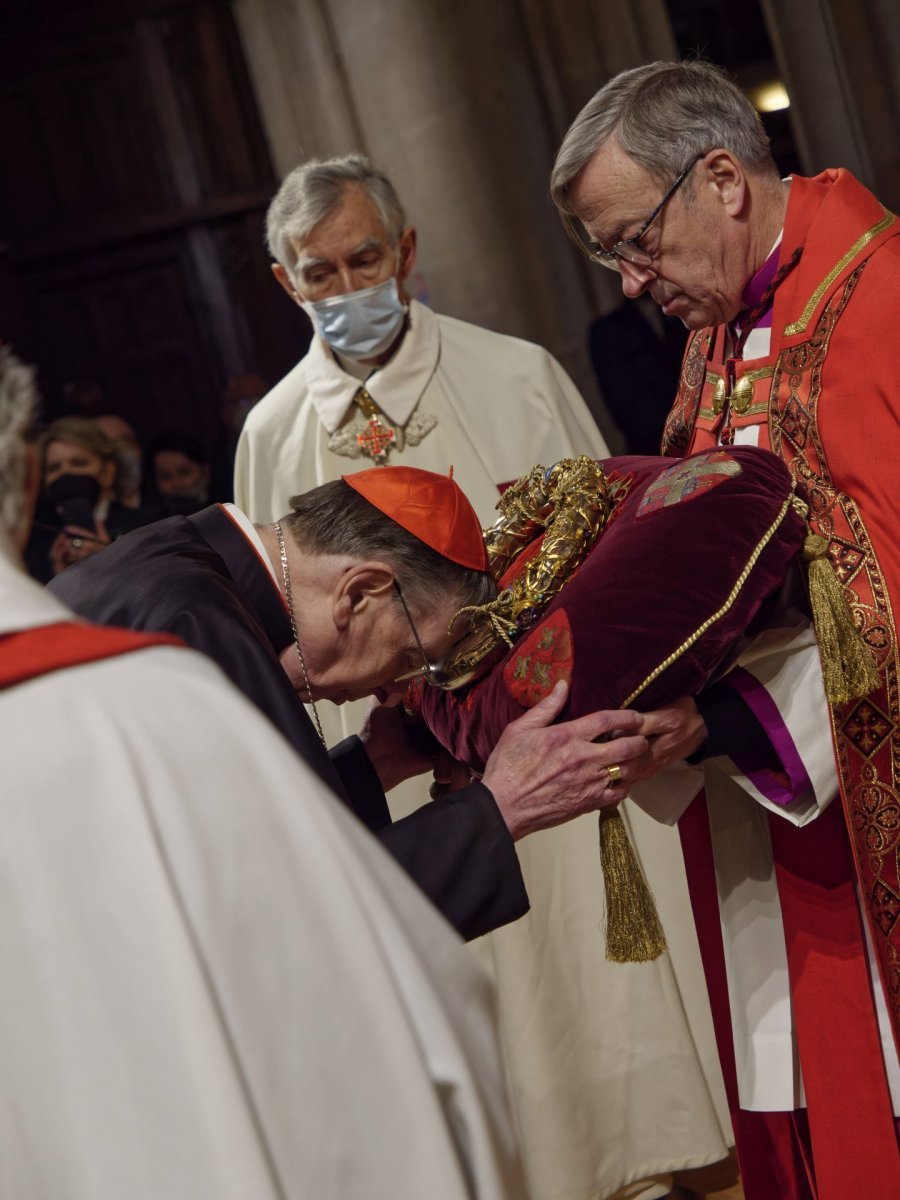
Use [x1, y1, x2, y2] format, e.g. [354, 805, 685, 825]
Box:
[0, 0, 801, 453]
[0, 0, 306, 449]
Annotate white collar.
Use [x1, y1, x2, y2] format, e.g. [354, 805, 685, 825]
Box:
[304, 299, 440, 434]
[221, 503, 279, 585]
[0, 536, 74, 637]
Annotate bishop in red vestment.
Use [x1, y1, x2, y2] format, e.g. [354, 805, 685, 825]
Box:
[552, 59, 900, 1199]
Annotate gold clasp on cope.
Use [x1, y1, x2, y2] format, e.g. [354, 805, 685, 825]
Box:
[712, 374, 753, 415]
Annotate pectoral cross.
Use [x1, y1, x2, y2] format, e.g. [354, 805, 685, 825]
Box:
[356, 413, 396, 464]
[353, 386, 397, 464]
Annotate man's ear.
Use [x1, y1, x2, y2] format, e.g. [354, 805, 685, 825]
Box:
[396, 226, 418, 287]
[333, 562, 397, 629]
[702, 149, 748, 218]
[272, 263, 302, 305]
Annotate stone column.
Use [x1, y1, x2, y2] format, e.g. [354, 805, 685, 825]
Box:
[761, 0, 900, 206]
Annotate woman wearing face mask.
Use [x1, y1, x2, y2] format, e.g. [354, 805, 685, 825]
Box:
[27, 418, 157, 580]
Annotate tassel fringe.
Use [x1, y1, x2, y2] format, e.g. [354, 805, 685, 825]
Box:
[598, 806, 667, 962]
[803, 533, 880, 704]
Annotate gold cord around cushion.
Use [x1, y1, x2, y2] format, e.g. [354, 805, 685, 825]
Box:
[621, 493, 795, 707]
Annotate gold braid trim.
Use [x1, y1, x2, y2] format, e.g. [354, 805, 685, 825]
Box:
[783, 209, 895, 336]
[620, 495, 795, 707]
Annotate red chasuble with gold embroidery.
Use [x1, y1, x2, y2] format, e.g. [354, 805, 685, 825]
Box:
[662, 169, 900, 1186]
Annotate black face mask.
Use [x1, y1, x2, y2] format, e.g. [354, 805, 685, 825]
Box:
[46, 473, 101, 532]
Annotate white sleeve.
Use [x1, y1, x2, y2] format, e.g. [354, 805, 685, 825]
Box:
[632, 590, 839, 829]
[708, 607, 839, 826]
[630, 762, 706, 826]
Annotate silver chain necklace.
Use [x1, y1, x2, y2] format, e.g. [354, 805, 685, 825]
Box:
[274, 520, 326, 748]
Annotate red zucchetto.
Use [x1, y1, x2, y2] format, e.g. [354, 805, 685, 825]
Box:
[343, 466, 489, 572]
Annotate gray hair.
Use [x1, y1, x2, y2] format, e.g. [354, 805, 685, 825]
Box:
[551, 60, 777, 222]
[266, 154, 407, 274]
[0, 345, 39, 541]
[284, 479, 495, 616]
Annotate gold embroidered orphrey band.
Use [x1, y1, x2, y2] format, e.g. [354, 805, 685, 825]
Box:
[769, 263, 900, 1038]
[662, 221, 900, 1043]
[783, 209, 895, 335]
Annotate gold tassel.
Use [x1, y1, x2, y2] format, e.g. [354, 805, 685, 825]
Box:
[598, 806, 667, 962]
[803, 532, 880, 704]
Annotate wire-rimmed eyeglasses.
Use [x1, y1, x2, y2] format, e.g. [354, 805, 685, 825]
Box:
[586, 154, 702, 271]
[391, 580, 447, 687]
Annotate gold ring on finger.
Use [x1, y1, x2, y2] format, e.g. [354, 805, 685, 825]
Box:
[607, 763, 623, 786]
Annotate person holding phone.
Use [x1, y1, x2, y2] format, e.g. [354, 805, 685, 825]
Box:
[27, 417, 156, 579]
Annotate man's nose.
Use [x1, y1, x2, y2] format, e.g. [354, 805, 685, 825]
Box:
[333, 267, 360, 295]
[618, 258, 655, 300]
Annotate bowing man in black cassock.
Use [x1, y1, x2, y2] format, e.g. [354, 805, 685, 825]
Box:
[50, 466, 647, 940]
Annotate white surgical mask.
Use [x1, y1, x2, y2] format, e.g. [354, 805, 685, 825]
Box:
[301, 277, 408, 361]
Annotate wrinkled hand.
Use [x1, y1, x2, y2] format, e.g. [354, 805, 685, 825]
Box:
[630, 696, 707, 781]
[358, 696, 440, 793]
[50, 520, 110, 575]
[481, 681, 647, 841]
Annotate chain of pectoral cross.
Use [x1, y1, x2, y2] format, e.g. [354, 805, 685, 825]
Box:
[353, 386, 396, 464]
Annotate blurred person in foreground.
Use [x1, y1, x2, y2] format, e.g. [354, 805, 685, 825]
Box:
[552, 58, 900, 1199]
[0, 341, 528, 1199]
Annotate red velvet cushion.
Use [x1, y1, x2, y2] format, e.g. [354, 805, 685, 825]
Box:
[419, 446, 806, 772]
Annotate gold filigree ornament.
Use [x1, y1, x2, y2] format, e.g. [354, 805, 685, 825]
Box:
[440, 456, 612, 687]
[438, 456, 667, 963]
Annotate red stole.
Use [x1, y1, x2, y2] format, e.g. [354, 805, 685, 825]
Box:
[0, 622, 183, 689]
